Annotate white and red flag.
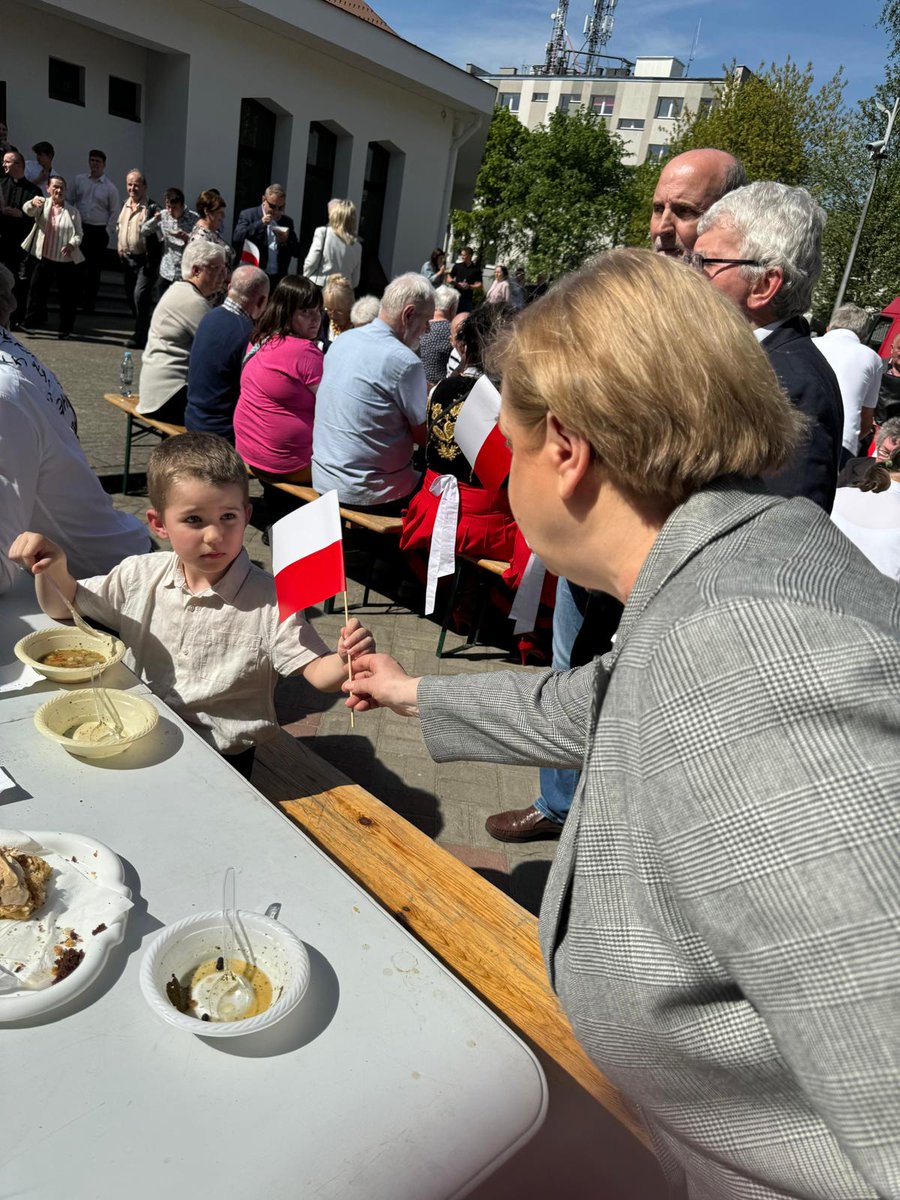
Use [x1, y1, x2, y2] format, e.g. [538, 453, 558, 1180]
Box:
[454, 375, 512, 490]
[240, 239, 261, 267]
[271, 490, 345, 622]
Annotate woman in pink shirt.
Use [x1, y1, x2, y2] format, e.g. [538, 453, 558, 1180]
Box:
[234, 275, 324, 483]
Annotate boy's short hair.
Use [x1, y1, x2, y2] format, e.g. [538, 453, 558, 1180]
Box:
[147, 433, 249, 512]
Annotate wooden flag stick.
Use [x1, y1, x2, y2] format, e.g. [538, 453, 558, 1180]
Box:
[342, 589, 354, 729]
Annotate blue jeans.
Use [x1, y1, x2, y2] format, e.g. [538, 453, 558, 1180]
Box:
[533, 577, 589, 825]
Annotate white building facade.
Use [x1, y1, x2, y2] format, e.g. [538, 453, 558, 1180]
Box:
[472, 57, 735, 166]
[0, 0, 495, 289]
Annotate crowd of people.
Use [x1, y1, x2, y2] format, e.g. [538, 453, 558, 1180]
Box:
[2, 124, 900, 1199]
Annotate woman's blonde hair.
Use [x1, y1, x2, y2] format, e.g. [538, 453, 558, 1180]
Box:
[328, 199, 357, 245]
[489, 248, 805, 505]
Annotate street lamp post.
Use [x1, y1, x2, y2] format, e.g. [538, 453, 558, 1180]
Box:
[830, 96, 900, 323]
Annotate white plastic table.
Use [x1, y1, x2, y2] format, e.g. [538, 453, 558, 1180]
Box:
[0, 581, 547, 1199]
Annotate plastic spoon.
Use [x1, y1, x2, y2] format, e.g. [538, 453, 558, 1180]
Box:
[205, 867, 255, 1021]
[44, 575, 114, 653]
[72, 664, 120, 746]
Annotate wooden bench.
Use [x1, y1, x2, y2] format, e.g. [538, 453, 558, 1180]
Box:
[103, 392, 402, 535]
[253, 728, 655, 1168]
[104, 392, 186, 494]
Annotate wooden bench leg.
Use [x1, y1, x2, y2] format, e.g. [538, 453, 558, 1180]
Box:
[122, 413, 134, 495]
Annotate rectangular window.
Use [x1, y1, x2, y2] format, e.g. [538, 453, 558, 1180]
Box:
[558, 93, 581, 112]
[108, 75, 142, 123]
[698, 98, 713, 116]
[498, 93, 520, 112]
[655, 96, 682, 120]
[617, 117, 645, 130]
[532, 92, 548, 102]
[48, 57, 85, 107]
[591, 94, 614, 116]
[646, 144, 668, 163]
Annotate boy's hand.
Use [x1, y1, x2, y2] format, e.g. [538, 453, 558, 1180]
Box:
[7, 532, 67, 576]
[337, 617, 375, 663]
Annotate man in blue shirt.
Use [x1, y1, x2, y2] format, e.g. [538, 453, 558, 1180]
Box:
[312, 273, 433, 514]
[185, 266, 269, 441]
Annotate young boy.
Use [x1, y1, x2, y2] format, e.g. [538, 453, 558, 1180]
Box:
[9, 432, 373, 778]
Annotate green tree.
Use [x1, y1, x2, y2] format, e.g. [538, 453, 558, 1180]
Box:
[451, 106, 628, 278]
[451, 105, 531, 259]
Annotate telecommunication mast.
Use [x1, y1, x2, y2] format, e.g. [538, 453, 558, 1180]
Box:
[584, 0, 618, 61]
[543, 0, 570, 75]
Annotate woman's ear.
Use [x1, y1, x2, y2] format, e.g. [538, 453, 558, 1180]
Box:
[546, 413, 594, 500]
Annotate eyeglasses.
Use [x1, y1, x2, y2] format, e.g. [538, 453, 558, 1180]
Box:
[266, 201, 285, 210]
[684, 252, 764, 273]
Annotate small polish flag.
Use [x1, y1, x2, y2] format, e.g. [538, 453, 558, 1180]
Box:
[454, 375, 511, 490]
[240, 239, 261, 267]
[271, 491, 346, 622]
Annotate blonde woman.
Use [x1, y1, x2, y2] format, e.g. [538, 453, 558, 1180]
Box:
[346, 248, 900, 1200]
[303, 198, 362, 289]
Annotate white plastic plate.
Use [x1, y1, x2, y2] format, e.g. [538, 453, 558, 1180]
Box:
[0, 829, 131, 1021]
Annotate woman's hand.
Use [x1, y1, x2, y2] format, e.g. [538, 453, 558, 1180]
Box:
[342, 653, 421, 717]
[337, 617, 375, 663]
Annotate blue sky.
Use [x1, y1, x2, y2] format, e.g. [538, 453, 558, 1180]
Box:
[373, 0, 888, 106]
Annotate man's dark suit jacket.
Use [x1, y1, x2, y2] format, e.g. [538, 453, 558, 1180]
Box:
[232, 206, 299, 281]
[0, 174, 40, 269]
[762, 315, 843, 512]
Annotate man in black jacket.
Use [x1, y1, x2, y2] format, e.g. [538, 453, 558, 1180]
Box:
[232, 184, 298, 290]
[0, 150, 41, 328]
[693, 181, 842, 512]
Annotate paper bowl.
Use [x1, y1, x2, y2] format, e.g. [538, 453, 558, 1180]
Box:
[15, 627, 124, 683]
[139, 910, 311, 1038]
[33, 689, 159, 759]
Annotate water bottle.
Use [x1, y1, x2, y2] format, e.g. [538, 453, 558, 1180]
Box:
[120, 351, 134, 398]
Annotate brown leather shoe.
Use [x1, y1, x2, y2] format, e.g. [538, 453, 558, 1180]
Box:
[485, 804, 564, 843]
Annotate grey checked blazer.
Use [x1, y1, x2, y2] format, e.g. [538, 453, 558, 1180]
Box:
[420, 481, 900, 1199]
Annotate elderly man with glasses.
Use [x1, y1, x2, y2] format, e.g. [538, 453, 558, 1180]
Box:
[692, 181, 844, 512]
[232, 184, 299, 290]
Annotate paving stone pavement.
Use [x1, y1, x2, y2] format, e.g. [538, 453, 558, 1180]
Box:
[16, 313, 561, 914]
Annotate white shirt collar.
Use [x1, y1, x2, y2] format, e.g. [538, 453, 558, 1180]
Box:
[753, 320, 787, 343]
[165, 547, 252, 600]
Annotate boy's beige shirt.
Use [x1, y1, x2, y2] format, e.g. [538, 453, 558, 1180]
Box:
[76, 548, 327, 752]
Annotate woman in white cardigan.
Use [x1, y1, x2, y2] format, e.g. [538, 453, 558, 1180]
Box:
[302, 198, 362, 289]
[22, 175, 84, 339]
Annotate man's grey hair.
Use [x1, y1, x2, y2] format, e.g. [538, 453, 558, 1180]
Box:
[721, 156, 749, 196]
[877, 417, 900, 447]
[351, 295, 381, 327]
[434, 285, 460, 318]
[380, 273, 436, 320]
[265, 183, 286, 198]
[0, 262, 16, 326]
[125, 168, 146, 184]
[697, 181, 826, 319]
[228, 265, 269, 306]
[828, 303, 871, 340]
[181, 238, 228, 278]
